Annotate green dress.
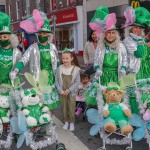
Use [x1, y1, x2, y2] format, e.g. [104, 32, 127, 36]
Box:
[85, 45, 118, 106]
[0, 47, 13, 95]
[0, 47, 13, 123]
[137, 43, 150, 104]
[38, 43, 60, 110]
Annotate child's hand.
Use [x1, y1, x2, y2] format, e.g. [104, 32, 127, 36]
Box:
[61, 90, 65, 95]
[64, 90, 70, 96]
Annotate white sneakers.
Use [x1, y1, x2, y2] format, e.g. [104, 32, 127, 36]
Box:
[63, 122, 75, 131]
[63, 122, 69, 130]
[69, 123, 75, 132]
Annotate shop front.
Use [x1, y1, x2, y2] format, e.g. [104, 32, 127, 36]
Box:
[47, 6, 83, 53]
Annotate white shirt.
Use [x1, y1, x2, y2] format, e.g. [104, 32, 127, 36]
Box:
[62, 65, 74, 75]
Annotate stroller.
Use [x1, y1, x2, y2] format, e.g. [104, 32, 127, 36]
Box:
[10, 71, 66, 150]
[133, 80, 150, 149]
[86, 75, 136, 150]
[0, 85, 14, 149]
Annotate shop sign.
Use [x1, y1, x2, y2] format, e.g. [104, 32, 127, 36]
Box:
[47, 7, 78, 24]
[130, 0, 140, 8]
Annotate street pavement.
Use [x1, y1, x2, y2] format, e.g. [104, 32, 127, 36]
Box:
[4, 54, 150, 150]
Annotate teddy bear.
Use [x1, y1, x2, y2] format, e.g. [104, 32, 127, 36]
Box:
[103, 82, 133, 135]
[20, 89, 51, 127]
[0, 95, 10, 124]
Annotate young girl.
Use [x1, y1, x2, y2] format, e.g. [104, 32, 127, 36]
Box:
[76, 74, 91, 116]
[55, 51, 80, 131]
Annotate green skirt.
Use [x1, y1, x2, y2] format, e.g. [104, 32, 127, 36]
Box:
[85, 68, 118, 106]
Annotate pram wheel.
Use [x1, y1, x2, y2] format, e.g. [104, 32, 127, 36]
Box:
[56, 143, 66, 150]
[125, 147, 132, 150]
[97, 148, 106, 150]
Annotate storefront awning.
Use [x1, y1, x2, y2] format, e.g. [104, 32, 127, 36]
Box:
[47, 7, 78, 25]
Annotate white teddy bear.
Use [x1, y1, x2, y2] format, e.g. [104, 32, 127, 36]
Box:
[20, 89, 51, 127]
[0, 95, 10, 123]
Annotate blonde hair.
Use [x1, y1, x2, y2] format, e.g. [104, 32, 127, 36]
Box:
[98, 30, 121, 53]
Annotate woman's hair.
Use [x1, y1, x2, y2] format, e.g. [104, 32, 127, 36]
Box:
[10, 34, 19, 48]
[98, 30, 121, 53]
[88, 30, 96, 42]
[124, 26, 145, 38]
[62, 51, 80, 67]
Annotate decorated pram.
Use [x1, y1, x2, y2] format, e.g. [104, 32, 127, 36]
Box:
[0, 83, 15, 149]
[129, 78, 150, 149]
[86, 75, 137, 150]
[10, 70, 66, 150]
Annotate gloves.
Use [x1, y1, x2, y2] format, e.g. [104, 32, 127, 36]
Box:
[95, 69, 103, 78]
[134, 45, 145, 58]
[120, 69, 126, 75]
[9, 71, 18, 80]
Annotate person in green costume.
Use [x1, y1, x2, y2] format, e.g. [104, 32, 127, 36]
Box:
[0, 12, 22, 124]
[123, 7, 150, 115]
[85, 6, 127, 106]
[9, 9, 60, 110]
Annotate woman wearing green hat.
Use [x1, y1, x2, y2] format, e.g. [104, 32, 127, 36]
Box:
[85, 6, 127, 106]
[9, 9, 60, 110]
[0, 12, 22, 86]
[123, 7, 150, 115]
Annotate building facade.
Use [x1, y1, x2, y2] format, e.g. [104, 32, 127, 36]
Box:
[0, 0, 6, 12]
[3, 0, 149, 53]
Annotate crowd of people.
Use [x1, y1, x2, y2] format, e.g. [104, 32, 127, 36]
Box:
[0, 4, 150, 149]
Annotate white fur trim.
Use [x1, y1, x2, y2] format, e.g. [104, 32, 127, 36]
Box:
[22, 109, 30, 115]
[1, 117, 10, 123]
[42, 106, 49, 112]
[26, 117, 37, 126]
[39, 114, 51, 124]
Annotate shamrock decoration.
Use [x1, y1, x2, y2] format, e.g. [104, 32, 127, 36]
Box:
[24, 70, 52, 96]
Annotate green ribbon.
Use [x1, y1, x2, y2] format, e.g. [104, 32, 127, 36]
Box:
[24, 89, 36, 96]
[107, 87, 119, 91]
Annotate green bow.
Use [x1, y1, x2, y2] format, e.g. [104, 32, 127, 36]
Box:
[24, 89, 36, 96]
[62, 48, 69, 53]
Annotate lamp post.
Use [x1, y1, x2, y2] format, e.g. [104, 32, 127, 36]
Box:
[51, 15, 57, 45]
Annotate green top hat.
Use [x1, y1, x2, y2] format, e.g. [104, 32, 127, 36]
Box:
[106, 82, 125, 93]
[90, 6, 109, 22]
[0, 12, 12, 34]
[38, 19, 51, 33]
[134, 7, 150, 27]
[122, 7, 150, 28]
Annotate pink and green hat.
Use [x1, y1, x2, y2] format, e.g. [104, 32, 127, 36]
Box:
[89, 6, 117, 36]
[20, 9, 51, 33]
[122, 6, 150, 28]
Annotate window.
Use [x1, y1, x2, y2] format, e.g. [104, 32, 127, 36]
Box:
[0, 5, 5, 12]
[69, 0, 73, 4]
[52, 0, 56, 10]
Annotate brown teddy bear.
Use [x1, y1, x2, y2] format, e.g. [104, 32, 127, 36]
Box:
[103, 82, 133, 135]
